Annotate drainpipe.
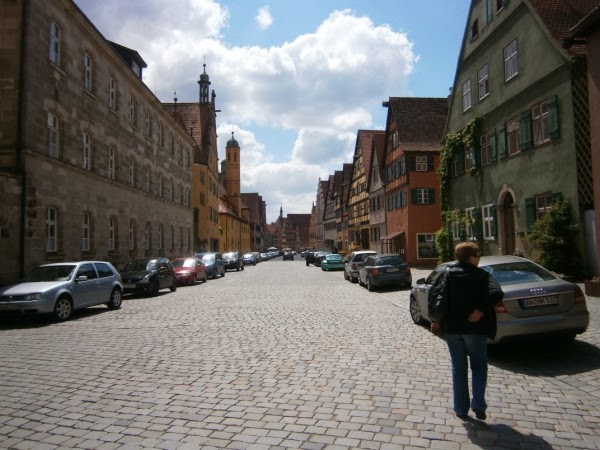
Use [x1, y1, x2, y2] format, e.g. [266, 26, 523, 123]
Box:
[17, 0, 29, 279]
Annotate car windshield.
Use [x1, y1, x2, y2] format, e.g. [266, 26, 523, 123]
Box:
[327, 254, 342, 261]
[172, 259, 194, 268]
[201, 255, 215, 263]
[244, 253, 253, 258]
[223, 252, 236, 258]
[22, 265, 76, 282]
[354, 253, 374, 262]
[124, 260, 156, 271]
[377, 256, 403, 265]
[481, 261, 556, 286]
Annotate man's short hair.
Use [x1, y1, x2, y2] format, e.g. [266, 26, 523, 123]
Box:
[454, 241, 480, 264]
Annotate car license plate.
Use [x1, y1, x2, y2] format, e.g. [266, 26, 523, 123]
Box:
[521, 296, 559, 308]
[0, 304, 18, 311]
[387, 267, 399, 272]
[124, 284, 136, 289]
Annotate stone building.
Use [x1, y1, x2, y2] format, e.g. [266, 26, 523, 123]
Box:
[0, 0, 194, 284]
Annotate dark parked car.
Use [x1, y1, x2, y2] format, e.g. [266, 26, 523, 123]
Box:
[171, 257, 207, 285]
[358, 254, 412, 291]
[305, 251, 315, 265]
[243, 253, 258, 266]
[283, 251, 294, 261]
[0, 261, 122, 321]
[223, 252, 245, 271]
[313, 251, 330, 267]
[409, 255, 590, 344]
[121, 258, 177, 296]
[195, 252, 225, 279]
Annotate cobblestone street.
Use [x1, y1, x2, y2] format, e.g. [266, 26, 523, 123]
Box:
[1, 258, 599, 449]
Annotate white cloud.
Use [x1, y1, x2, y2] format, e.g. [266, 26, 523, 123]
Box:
[74, 1, 417, 221]
[255, 6, 273, 30]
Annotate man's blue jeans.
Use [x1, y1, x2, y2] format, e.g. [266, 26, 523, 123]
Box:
[443, 333, 488, 417]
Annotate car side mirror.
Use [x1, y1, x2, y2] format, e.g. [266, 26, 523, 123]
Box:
[76, 275, 88, 282]
[416, 278, 426, 285]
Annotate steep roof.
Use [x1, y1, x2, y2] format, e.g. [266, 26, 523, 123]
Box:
[529, 0, 598, 57]
[388, 97, 448, 152]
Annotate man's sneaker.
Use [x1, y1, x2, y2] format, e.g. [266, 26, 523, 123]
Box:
[473, 409, 487, 420]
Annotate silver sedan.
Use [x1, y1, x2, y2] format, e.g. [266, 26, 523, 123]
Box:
[409, 255, 590, 343]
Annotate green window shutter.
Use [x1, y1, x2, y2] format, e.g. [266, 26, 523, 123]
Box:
[551, 192, 563, 203]
[473, 207, 483, 240]
[429, 189, 435, 204]
[519, 110, 532, 150]
[525, 197, 535, 232]
[427, 155, 434, 171]
[408, 155, 416, 172]
[411, 189, 418, 204]
[457, 151, 465, 175]
[497, 124, 506, 159]
[548, 95, 560, 139]
[490, 131, 497, 162]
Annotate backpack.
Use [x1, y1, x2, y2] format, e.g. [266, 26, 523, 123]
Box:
[428, 267, 450, 323]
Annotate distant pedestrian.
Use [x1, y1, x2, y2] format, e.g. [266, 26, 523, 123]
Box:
[430, 242, 502, 421]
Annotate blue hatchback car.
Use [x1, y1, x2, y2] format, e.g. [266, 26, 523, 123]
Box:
[195, 252, 225, 279]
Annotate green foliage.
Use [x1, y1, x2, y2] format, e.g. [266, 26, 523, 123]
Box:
[529, 198, 580, 276]
[434, 227, 453, 264]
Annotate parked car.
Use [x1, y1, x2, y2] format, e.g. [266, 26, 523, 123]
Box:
[223, 251, 244, 271]
[283, 250, 294, 261]
[260, 252, 270, 261]
[195, 252, 225, 279]
[121, 258, 177, 297]
[243, 252, 258, 266]
[313, 251, 330, 267]
[409, 255, 590, 344]
[171, 257, 207, 285]
[344, 250, 377, 282]
[0, 261, 123, 321]
[358, 254, 412, 291]
[321, 253, 345, 271]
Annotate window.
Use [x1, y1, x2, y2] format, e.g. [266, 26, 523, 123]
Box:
[49, 21, 60, 65]
[471, 19, 479, 39]
[108, 217, 117, 251]
[129, 96, 136, 125]
[506, 116, 520, 156]
[452, 220, 461, 241]
[170, 179, 174, 201]
[82, 213, 90, 252]
[158, 123, 163, 148]
[145, 223, 151, 250]
[504, 39, 518, 81]
[109, 78, 116, 111]
[132, 60, 140, 77]
[478, 64, 489, 100]
[158, 224, 164, 251]
[46, 207, 58, 252]
[47, 113, 58, 157]
[465, 207, 475, 240]
[145, 111, 150, 137]
[480, 133, 492, 166]
[144, 166, 150, 192]
[450, 154, 459, 177]
[82, 132, 91, 170]
[417, 234, 438, 259]
[415, 156, 428, 172]
[464, 146, 475, 172]
[108, 146, 115, 180]
[462, 78, 472, 112]
[158, 173, 163, 197]
[83, 52, 93, 91]
[392, 131, 399, 149]
[482, 204, 495, 240]
[129, 220, 135, 250]
[416, 188, 430, 205]
[496, 0, 505, 12]
[532, 101, 550, 146]
[128, 157, 134, 187]
[535, 193, 553, 220]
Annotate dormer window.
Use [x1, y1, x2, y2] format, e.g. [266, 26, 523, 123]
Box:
[132, 61, 140, 77]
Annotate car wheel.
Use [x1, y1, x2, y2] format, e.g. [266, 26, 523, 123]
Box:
[54, 296, 73, 321]
[358, 277, 364, 286]
[221, 268, 225, 277]
[190, 274, 197, 285]
[107, 288, 122, 310]
[170, 278, 177, 292]
[409, 296, 427, 325]
[344, 271, 349, 281]
[150, 279, 160, 297]
[203, 272, 208, 283]
[367, 278, 375, 292]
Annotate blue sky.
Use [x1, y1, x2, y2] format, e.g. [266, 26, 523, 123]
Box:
[74, 0, 471, 222]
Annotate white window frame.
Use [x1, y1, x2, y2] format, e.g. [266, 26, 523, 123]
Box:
[506, 116, 520, 156]
[83, 52, 92, 91]
[480, 133, 492, 166]
[415, 156, 428, 172]
[108, 146, 115, 180]
[464, 147, 475, 172]
[532, 101, 550, 146]
[47, 112, 58, 157]
[478, 64, 489, 100]
[49, 21, 60, 65]
[82, 132, 91, 170]
[452, 220, 461, 241]
[504, 39, 519, 82]
[416, 188, 430, 205]
[462, 78, 472, 112]
[46, 207, 57, 252]
[482, 204, 495, 240]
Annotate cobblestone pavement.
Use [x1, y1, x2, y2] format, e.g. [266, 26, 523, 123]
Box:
[1, 258, 599, 450]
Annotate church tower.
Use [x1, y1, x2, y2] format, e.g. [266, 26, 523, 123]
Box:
[198, 63, 211, 104]
[225, 132, 241, 216]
